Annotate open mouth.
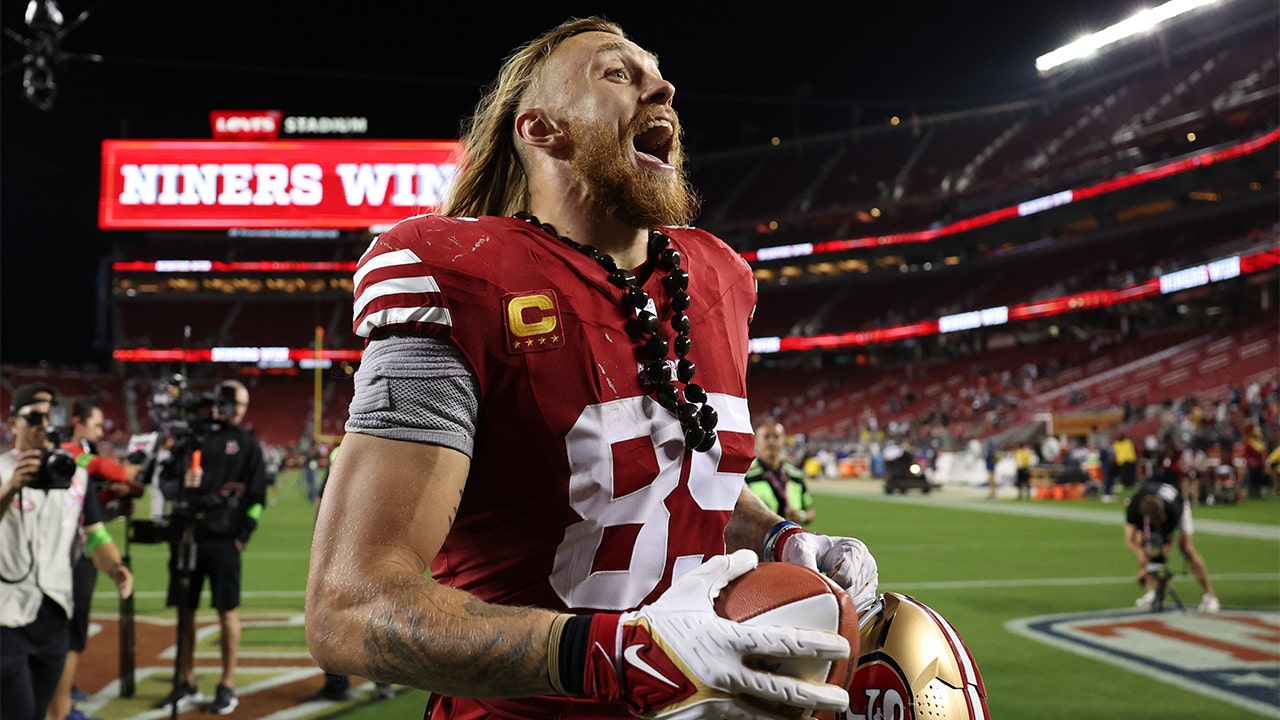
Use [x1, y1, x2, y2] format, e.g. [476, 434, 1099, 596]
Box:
[633, 118, 674, 165]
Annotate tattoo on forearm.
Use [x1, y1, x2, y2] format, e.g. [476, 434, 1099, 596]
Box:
[447, 486, 462, 527]
[362, 578, 548, 697]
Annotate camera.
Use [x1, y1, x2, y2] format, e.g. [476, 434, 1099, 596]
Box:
[125, 374, 235, 544]
[29, 404, 76, 491]
[1144, 531, 1170, 577]
[148, 373, 238, 433]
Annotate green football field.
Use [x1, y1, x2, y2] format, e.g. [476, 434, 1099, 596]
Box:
[86, 469, 1280, 720]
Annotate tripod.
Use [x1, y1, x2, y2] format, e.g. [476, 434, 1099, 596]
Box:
[1144, 561, 1186, 613]
[119, 514, 136, 698]
[169, 518, 199, 720]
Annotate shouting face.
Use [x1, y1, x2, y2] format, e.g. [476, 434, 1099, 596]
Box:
[539, 31, 699, 227]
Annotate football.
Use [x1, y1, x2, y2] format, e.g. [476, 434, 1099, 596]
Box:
[714, 561, 859, 720]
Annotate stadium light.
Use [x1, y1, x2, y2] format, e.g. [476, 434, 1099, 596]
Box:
[1036, 0, 1223, 74]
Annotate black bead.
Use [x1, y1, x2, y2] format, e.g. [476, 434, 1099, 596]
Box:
[663, 269, 689, 292]
[676, 402, 701, 427]
[699, 405, 719, 430]
[624, 286, 649, 309]
[695, 429, 717, 452]
[671, 313, 690, 334]
[650, 232, 671, 250]
[645, 361, 672, 383]
[608, 269, 636, 288]
[655, 384, 679, 409]
[674, 335, 692, 357]
[660, 248, 681, 270]
[670, 292, 691, 312]
[645, 335, 669, 359]
[578, 243, 598, 258]
[676, 358, 696, 383]
[635, 310, 659, 335]
[684, 383, 707, 404]
[684, 426, 706, 449]
[598, 255, 619, 273]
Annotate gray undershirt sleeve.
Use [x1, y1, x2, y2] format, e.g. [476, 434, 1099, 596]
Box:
[344, 334, 480, 457]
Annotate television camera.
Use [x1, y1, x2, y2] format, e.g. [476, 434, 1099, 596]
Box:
[126, 374, 237, 543]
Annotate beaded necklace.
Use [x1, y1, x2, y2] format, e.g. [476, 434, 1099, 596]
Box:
[515, 211, 719, 452]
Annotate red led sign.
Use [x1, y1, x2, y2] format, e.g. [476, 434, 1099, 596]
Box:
[98, 139, 464, 230]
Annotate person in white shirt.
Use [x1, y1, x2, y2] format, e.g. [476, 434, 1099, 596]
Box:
[0, 384, 132, 720]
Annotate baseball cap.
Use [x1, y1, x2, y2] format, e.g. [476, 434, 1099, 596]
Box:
[9, 383, 59, 414]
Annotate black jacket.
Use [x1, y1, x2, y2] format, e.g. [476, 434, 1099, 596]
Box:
[161, 421, 267, 544]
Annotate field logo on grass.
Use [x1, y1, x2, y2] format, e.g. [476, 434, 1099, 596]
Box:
[1008, 608, 1280, 718]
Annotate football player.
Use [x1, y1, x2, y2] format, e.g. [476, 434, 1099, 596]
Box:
[306, 16, 878, 720]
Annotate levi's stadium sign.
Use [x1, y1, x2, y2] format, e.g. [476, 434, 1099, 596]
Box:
[210, 110, 283, 139]
[209, 110, 369, 139]
[98, 139, 462, 229]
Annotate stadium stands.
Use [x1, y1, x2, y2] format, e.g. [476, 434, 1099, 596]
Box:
[5, 0, 1274, 469]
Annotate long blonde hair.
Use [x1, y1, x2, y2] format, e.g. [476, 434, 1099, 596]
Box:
[440, 17, 626, 219]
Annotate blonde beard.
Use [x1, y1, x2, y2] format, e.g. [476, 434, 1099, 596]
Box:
[567, 119, 699, 229]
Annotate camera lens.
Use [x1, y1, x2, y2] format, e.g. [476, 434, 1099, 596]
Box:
[31, 448, 78, 490]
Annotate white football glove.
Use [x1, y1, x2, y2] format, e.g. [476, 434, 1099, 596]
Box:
[764, 522, 879, 610]
[582, 548, 852, 719]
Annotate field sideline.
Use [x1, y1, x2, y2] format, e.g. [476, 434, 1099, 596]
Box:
[78, 471, 1279, 720]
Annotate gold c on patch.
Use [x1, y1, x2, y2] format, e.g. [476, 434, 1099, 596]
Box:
[503, 290, 565, 354]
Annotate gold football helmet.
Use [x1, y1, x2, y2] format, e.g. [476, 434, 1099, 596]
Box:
[845, 592, 989, 720]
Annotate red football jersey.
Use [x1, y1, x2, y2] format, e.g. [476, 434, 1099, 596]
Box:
[353, 215, 758, 718]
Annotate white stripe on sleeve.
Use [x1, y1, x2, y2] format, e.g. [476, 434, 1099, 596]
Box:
[353, 275, 442, 319]
[355, 306, 453, 337]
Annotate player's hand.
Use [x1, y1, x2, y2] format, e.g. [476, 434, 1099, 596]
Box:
[582, 549, 851, 719]
[765, 521, 879, 609]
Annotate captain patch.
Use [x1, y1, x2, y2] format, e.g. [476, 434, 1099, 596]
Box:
[503, 290, 565, 354]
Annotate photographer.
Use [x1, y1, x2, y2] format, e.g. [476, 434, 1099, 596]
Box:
[1124, 473, 1220, 613]
[1, 384, 133, 720]
[154, 380, 266, 715]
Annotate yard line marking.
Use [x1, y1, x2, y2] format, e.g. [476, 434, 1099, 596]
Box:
[811, 482, 1280, 540]
[895, 572, 1279, 591]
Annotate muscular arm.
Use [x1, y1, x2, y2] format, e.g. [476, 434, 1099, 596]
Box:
[305, 432, 560, 698]
[725, 484, 784, 554]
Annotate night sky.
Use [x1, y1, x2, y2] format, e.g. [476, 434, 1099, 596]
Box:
[1, 1, 1139, 365]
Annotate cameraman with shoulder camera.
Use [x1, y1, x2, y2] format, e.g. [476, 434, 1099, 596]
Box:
[154, 380, 266, 716]
[1124, 462, 1220, 613]
[1, 384, 133, 720]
